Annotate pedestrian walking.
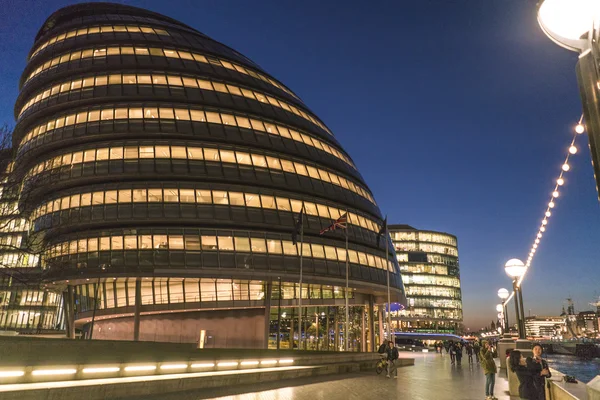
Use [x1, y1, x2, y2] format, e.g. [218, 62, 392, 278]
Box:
[454, 342, 463, 365]
[449, 341, 456, 365]
[480, 340, 498, 400]
[473, 341, 481, 363]
[529, 343, 551, 400]
[466, 343, 474, 364]
[509, 350, 537, 400]
[386, 340, 399, 378]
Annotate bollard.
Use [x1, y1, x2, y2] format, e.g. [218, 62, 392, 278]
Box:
[497, 334, 515, 370]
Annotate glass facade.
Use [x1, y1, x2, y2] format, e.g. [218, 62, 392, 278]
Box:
[2, 3, 404, 347]
[389, 225, 463, 333]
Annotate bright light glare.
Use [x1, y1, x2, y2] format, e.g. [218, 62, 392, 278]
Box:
[575, 123, 585, 134]
[541, 226, 546, 232]
[124, 365, 156, 372]
[190, 363, 215, 368]
[504, 258, 526, 279]
[32, 369, 77, 376]
[569, 145, 578, 154]
[548, 201, 555, 208]
[159, 364, 188, 370]
[217, 362, 238, 367]
[278, 359, 294, 364]
[562, 163, 570, 171]
[261, 360, 278, 365]
[552, 191, 560, 198]
[240, 361, 259, 366]
[557, 178, 564, 186]
[82, 367, 120, 374]
[0, 371, 25, 378]
[538, 0, 600, 49]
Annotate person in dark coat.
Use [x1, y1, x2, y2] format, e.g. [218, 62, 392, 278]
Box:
[454, 341, 463, 365]
[509, 350, 536, 400]
[529, 343, 551, 399]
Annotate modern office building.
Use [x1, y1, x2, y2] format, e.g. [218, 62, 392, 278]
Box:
[7, 3, 404, 349]
[0, 151, 64, 332]
[388, 225, 462, 333]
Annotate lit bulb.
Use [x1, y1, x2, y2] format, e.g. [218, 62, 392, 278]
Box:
[540, 226, 546, 232]
[548, 201, 555, 208]
[557, 178, 564, 186]
[562, 164, 570, 172]
[575, 124, 585, 134]
[537, 233, 542, 238]
[535, 239, 540, 244]
[569, 146, 578, 154]
[542, 219, 548, 225]
[533, 244, 537, 249]
[552, 191, 559, 198]
[545, 211, 551, 217]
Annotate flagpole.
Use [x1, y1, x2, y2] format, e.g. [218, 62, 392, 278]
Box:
[385, 219, 391, 342]
[345, 209, 349, 352]
[298, 207, 304, 351]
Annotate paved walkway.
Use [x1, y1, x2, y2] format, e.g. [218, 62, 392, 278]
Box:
[129, 352, 515, 400]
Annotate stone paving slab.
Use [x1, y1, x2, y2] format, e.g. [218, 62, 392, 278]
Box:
[132, 352, 516, 400]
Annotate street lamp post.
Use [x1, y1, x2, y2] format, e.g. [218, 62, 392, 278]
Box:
[498, 288, 509, 331]
[538, 0, 600, 201]
[496, 304, 504, 331]
[505, 259, 527, 339]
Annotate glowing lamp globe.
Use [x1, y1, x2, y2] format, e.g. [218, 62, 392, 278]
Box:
[498, 288, 509, 300]
[496, 304, 504, 313]
[538, 0, 600, 52]
[575, 123, 585, 134]
[505, 258, 527, 279]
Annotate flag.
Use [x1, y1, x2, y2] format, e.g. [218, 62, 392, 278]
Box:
[377, 216, 387, 247]
[291, 206, 304, 245]
[319, 213, 347, 235]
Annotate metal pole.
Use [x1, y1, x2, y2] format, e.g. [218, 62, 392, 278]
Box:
[512, 280, 523, 339]
[298, 219, 304, 351]
[345, 217, 349, 352]
[518, 284, 527, 339]
[385, 223, 391, 342]
[277, 276, 281, 350]
[88, 277, 101, 340]
[503, 302, 509, 332]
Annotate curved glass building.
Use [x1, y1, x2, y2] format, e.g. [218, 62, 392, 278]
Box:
[389, 225, 462, 333]
[8, 3, 404, 348]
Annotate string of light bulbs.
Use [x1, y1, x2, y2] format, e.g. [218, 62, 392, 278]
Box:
[505, 115, 585, 304]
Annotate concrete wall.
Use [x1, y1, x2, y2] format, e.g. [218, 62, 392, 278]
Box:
[91, 308, 265, 348]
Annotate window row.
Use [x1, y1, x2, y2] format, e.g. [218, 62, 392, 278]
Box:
[0, 289, 60, 307]
[391, 231, 457, 246]
[20, 72, 318, 137]
[27, 145, 374, 205]
[0, 234, 23, 248]
[31, 24, 170, 59]
[398, 264, 449, 276]
[405, 286, 461, 299]
[26, 43, 301, 105]
[46, 234, 394, 272]
[32, 187, 380, 233]
[409, 298, 463, 310]
[19, 105, 353, 170]
[0, 218, 29, 233]
[401, 274, 460, 288]
[0, 252, 39, 268]
[74, 278, 354, 312]
[395, 242, 458, 257]
[395, 308, 462, 321]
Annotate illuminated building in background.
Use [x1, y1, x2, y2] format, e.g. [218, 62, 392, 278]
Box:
[524, 316, 565, 339]
[7, 3, 404, 348]
[389, 225, 462, 333]
[0, 151, 63, 332]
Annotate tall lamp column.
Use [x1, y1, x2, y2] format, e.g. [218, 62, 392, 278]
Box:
[504, 259, 527, 340]
[498, 288, 509, 332]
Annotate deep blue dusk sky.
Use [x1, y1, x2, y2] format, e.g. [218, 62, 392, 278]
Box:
[1, 0, 599, 330]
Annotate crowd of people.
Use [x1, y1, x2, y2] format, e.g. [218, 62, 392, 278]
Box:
[381, 338, 551, 400]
